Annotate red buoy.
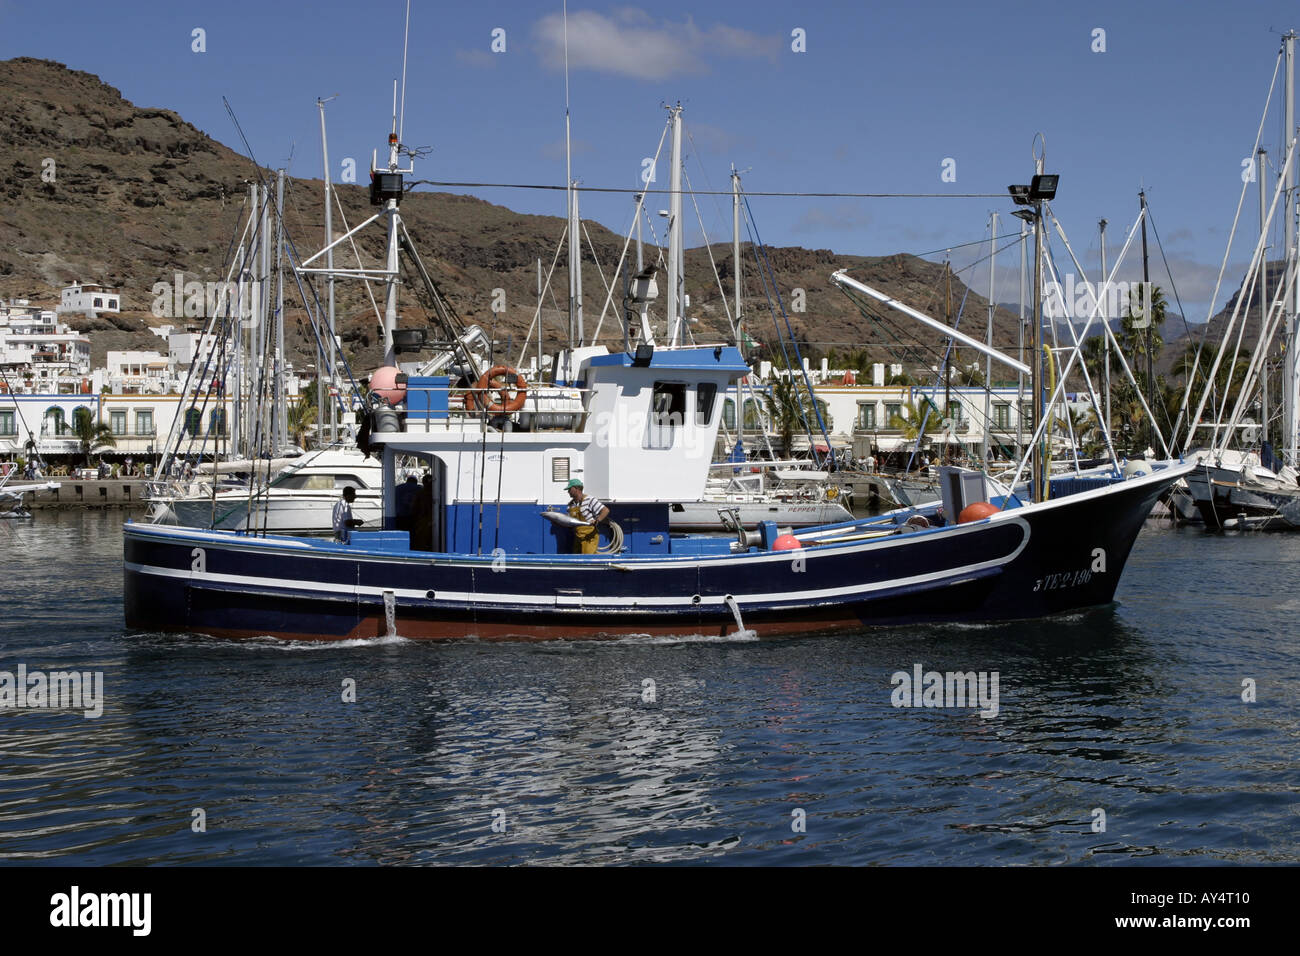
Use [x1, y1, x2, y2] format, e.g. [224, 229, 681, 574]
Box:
[772, 534, 803, 551]
[958, 501, 999, 524]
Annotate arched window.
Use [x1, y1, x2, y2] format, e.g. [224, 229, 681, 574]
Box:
[42, 407, 66, 436]
[184, 407, 202, 435]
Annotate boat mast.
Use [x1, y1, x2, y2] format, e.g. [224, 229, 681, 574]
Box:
[1259, 148, 1269, 445]
[318, 96, 338, 445]
[666, 104, 685, 347]
[733, 165, 744, 452]
[1099, 218, 1110, 442]
[1283, 30, 1299, 466]
[983, 213, 996, 464]
[381, 82, 401, 367]
[1031, 155, 1045, 502]
[274, 167, 287, 452]
[1139, 188, 1152, 452]
[1017, 219, 1027, 455]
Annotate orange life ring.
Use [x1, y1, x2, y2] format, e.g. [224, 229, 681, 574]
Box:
[469, 365, 528, 413]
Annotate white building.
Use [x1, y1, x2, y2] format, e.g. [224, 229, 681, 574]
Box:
[0, 300, 93, 395]
[58, 282, 121, 315]
[103, 350, 171, 395]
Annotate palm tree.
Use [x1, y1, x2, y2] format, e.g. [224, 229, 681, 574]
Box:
[889, 398, 939, 442]
[71, 407, 115, 467]
[764, 376, 819, 456]
[287, 389, 318, 450]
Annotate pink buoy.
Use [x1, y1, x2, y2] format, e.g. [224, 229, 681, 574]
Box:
[772, 533, 803, 551]
[958, 501, 999, 524]
[369, 366, 405, 406]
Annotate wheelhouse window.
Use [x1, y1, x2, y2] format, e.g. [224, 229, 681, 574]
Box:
[646, 381, 687, 449]
[696, 383, 718, 426]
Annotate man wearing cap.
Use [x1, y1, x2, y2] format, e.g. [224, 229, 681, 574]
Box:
[566, 478, 609, 554]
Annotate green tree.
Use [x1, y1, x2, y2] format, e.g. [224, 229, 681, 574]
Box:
[765, 376, 821, 456]
[71, 407, 115, 467]
[287, 383, 318, 450]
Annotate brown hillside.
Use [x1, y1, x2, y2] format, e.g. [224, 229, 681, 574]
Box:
[1, 57, 1028, 379]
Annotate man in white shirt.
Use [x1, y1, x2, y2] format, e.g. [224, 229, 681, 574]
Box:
[333, 486, 362, 544]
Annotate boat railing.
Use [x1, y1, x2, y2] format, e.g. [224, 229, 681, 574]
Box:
[401, 381, 591, 432]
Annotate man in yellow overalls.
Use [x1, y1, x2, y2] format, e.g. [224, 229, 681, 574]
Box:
[566, 478, 609, 554]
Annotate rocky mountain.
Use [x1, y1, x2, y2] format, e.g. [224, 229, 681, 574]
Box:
[1, 57, 1030, 380]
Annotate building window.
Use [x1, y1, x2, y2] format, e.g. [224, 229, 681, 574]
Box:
[110, 411, 127, 435]
[184, 407, 202, 436]
[1021, 403, 1033, 429]
[93, 298, 103, 308]
[108, 299, 118, 309]
[994, 403, 1010, 430]
[210, 409, 226, 435]
[696, 383, 718, 426]
[856, 403, 876, 429]
[44, 407, 67, 436]
[885, 403, 902, 426]
[949, 400, 963, 423]
[0, 410, 14, 436]
[135, 410, 153, 436]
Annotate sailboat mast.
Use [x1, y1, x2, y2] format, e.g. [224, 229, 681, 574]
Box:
[1283, 30, 1298, 465]
[274, 168, 287, 452]
[318, 97, 337, 445]
[1099, 218, 1109, 441]
[983, 213, 996, 463]
[1259, 148, 1269, 445]
[733, 165, 743, 347]
[666, 105, 684, 347]
[1139, 188, 1152, 450]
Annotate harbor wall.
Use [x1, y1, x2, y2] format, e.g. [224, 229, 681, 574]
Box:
[25, 480, 149, 510]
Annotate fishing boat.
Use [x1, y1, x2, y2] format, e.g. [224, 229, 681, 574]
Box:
[122, 107, 1192, 640]
[122, 328, 1190, 640]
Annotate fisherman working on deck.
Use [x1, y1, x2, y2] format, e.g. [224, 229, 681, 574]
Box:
[333, 486, 364, 544]
[566, 478, 609, 555]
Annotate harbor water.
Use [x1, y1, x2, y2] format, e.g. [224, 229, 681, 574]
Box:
[1, 510, 1296, 865]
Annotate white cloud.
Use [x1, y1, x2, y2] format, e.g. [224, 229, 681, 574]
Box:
[532, 8, 779, 81]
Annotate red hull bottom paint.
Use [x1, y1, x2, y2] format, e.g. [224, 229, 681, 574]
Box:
[165, 610, 870, 643]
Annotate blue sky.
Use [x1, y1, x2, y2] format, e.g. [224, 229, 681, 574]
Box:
[4, 0, 1299, 324]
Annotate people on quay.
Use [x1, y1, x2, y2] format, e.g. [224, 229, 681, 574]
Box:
[565, 478, 609, 555]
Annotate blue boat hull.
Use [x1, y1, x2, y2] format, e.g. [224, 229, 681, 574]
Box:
[124, 465, 1189, 640]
